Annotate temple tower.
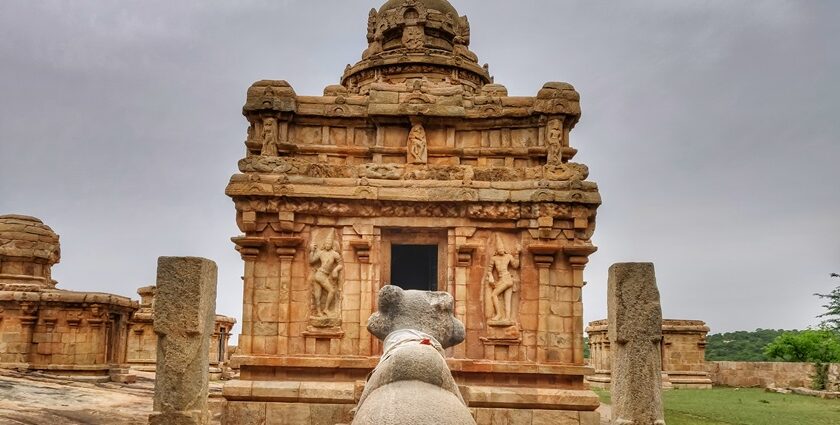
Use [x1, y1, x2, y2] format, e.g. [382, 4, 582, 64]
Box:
[224, 1, 601, 423]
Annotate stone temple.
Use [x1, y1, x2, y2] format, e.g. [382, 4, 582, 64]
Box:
[0, 214, 137, 380]
[587, 318, 713, 389]
[224, 0, 601, 423]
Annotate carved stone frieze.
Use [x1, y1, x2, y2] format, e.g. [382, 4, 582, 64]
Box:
[232, 198, 596, 225]
[238, 156, 591, 183]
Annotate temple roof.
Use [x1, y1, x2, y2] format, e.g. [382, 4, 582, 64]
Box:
[0, 214, 60, 265]
[379, 0, 458, 16]
[341, 0, 490, 93]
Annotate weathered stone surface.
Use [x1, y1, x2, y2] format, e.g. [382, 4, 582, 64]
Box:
[607, 263, 665, 425]
[150, 257, 218, 425]
[353, 286, 474, 425]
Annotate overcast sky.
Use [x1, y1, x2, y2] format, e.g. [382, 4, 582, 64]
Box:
[1, 1, 838, 338]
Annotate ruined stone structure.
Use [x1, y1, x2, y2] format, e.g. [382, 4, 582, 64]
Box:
[224, 0, 601, 423]
[127, 285, 237, 379]
[150, 257, 218, 425]
[588, 319, 712, 389]
[0, 214, 138, 380]
[607, 263, 665, 425]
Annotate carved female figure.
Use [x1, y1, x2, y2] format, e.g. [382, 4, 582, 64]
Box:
[407, 123, 428, 164]
[546, 119, 563, 165]
[261, 117, 279, 157]
[486, 236, 521, 323]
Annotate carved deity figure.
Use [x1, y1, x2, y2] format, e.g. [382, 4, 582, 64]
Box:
[308, 231, 343, 317]
[402, 25, 425, 49]
[260, 117, 278, 157]
[546, 119, 563, 165]
[486, 235, 521, 323]
[407, 123, 428, 164]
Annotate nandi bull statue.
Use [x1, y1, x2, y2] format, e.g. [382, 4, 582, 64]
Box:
[351, 285, 476, 425]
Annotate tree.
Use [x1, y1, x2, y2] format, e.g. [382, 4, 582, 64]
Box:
[705, 329, 788, 361]
[764, 330, 840, 363]
[765, 329, 840, 390]
[815, 274, 840, 332]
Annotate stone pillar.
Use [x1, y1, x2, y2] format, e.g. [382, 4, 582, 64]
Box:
[608, 263, 665, 425]
[150, 257, 218, 425]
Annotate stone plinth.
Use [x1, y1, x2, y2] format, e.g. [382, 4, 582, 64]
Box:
[0, 215, 138, 380]
[223, 1, 601, 423]
[150, 257, 218, 425]
[607, 263, 665, 425]
[587, 319, 712, 389]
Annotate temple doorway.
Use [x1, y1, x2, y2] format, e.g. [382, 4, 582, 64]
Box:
[390, 245, 438, 291]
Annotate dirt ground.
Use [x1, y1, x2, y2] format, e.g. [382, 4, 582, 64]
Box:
[0, 370, 224, 425]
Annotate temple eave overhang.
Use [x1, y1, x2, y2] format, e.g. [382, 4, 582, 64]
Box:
[226, 179, 601, 206]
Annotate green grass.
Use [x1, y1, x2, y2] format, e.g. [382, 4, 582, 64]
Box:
[596, 388, 840, 425]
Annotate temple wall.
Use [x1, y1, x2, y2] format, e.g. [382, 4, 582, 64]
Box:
[0, 295, 135, 374]
[126, 321, 156, 366]
[126, 309, 236, 375]
[707, 361, 840, 389]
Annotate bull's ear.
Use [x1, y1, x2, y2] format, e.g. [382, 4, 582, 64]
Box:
[430, 292, 454, 312]
[377, 285, 403, 315]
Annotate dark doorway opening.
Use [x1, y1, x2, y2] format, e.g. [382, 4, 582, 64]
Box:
[390, 244, 438, 291]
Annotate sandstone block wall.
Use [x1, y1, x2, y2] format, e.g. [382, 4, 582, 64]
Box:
[707, 361, 840, 389]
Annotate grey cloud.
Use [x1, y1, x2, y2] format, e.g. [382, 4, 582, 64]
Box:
[1, 1, 837, 337]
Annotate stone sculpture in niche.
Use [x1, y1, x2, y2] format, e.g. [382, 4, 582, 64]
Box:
[546, 119, 563, 165]
[486, 235, 521, 325]
[308, 230, 343, 319]
[260, 117, 278, 157]
[407, 122, 428, 164]
[402, 25, 425, 49]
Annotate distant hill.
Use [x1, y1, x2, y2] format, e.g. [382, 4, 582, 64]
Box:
[705, 329, 799, 361]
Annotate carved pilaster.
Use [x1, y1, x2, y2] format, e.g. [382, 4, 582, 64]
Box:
[231, 236, 270, 354]
[269, 236, 303, 355]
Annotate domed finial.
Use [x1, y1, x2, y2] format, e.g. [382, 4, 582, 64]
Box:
[0, 214, 61, 291]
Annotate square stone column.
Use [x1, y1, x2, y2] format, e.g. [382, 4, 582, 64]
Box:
[150, 257, 218, 425]
[608, 263, 665, 425]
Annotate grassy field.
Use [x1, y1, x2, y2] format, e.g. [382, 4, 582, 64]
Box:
[592, 387, 840, 425]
